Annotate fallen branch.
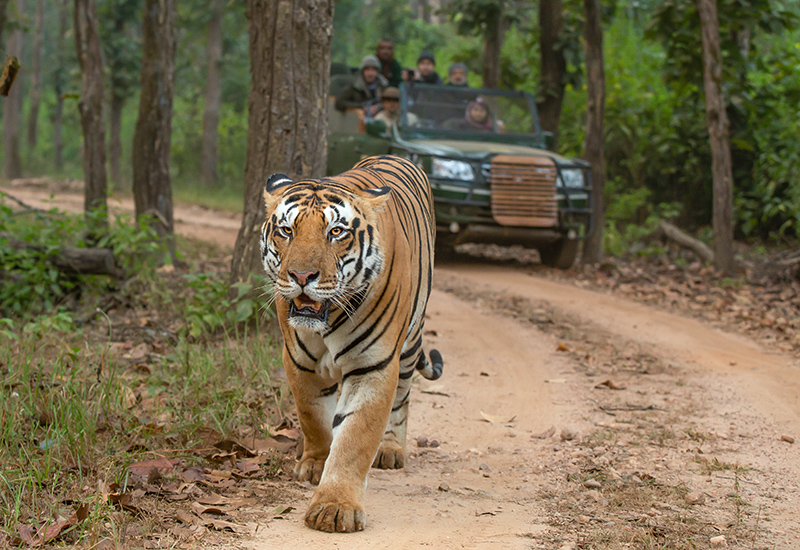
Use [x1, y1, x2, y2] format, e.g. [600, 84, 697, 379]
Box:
[0, 191, 50, 214]
[657, 220, 714, 263]
[1, 231, 122, 277]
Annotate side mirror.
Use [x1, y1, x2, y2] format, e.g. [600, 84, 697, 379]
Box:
[365, 119, 388, 137]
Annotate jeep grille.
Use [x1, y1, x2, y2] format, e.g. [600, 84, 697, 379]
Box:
[490, 155, 558, 227]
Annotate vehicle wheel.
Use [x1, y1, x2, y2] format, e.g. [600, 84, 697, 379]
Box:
[434, 233, 459, 263]
[538, 238, 579, 269]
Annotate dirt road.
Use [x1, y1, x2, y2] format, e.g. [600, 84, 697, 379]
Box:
[4, 184, 798, 548]
[245, 261, 800, 550]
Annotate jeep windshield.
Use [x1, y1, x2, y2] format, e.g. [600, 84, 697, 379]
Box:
[398, 84, 546, 147]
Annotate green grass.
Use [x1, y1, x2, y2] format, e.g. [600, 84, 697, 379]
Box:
[0, 321, 284, 544]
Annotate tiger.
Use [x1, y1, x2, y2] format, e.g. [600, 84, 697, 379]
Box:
[260, 154, 443, 533]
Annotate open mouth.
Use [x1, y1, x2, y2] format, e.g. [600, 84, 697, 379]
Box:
[289, 293, 330, 323]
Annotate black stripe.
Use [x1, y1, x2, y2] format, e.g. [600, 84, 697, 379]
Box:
[320, 383, 339, 397]
[342, 353, 394, 382]
[285, 344, 314, 373]
[295, 335, 318, 362]
[332, 411, 353, 428]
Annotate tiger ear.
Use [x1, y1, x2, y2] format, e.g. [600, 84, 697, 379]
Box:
[265, 173, 293, 194]
[263, 173, 293, 209]
[361, 186, 392, 207]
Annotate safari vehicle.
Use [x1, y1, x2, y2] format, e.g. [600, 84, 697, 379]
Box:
[327, 83, 593, 269]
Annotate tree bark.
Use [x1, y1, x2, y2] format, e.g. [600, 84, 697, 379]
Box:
[109, 93, 124, 188]
[133, 0, 176, 251]
[26, 0, 44, 153]
[581, 0, 605, 264]
[232, 0, 333, 282]
[0, 0, 9, 45]
[74, 0, 108, 220]
[3, 0, 24, 180]
[537, 0, 565, 143]
[482, 4, 503, 89]
[697, 0, 735, 274]
[53, 0, 68, 171]
[201, 0, 223, 187]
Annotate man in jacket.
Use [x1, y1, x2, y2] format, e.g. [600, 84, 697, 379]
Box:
[335, 55, 388, 116]
[376, 39, 403, 87]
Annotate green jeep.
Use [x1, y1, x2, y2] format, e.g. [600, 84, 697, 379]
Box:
[327, 83, 593, 269]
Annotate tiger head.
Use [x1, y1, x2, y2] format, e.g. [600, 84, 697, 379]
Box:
[260, 173, 392, 333]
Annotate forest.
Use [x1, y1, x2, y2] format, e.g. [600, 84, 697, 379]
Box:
[1, 0, 799, 251]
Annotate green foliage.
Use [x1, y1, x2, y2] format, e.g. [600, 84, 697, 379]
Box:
[182, 274, 272, 339]
[0, 198, 168, 319]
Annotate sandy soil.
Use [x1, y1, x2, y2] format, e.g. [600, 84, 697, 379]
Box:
[4, 183, 798, 549]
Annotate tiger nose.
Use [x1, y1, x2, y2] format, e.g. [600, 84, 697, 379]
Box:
[289, 270, 319, 287]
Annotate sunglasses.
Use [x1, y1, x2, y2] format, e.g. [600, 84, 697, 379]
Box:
[383, 97, 399, 102]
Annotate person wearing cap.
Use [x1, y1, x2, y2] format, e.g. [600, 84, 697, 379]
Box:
[447, 62, 469, 86]
[413, 50, 443, 85]
[376, 39, 403, 87]
[335, 54, 388, 115]
[452, 97, 494, 131]
[374, 87, 419, 131]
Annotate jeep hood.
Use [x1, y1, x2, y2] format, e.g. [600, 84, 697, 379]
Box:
[400, 138, 579, 165]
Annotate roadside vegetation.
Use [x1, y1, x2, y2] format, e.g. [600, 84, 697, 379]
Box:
[0, 200, 293, 546]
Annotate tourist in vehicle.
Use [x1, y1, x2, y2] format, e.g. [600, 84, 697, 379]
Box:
[413, 50, 443, 85]
[376, 39, 403, 87]
[373, 87, 418, 131]
[335, 54, 388, 116]
[447, 63, 469, 86]
[458, 98, 493, 131]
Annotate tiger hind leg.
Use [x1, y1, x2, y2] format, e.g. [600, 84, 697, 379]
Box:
[372, 369, 413, 469]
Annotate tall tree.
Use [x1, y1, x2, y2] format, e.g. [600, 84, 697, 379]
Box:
[200, 0, 223, 186]
[231, 0, 333, 281]
[53, 0, 68, 171]
[26, 0, 43, 154]
[581, 0, 605, 264]
[445, 0, 513, 88]
[74, 0, 108, 219]
[133, 0, 176, 248]
[0, 0, 9, 44]
[3, 0, 24, 180]
[696, 0, 734, 273]
[537, 0, 566, 143]
[99, 0, 142, 190]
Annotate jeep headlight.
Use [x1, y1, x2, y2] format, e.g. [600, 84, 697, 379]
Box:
[557, 168, 584, 188]
[432, 158, 475, 181]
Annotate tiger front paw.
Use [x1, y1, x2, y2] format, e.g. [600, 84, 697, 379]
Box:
[294, 456, 326, 485]
[372, 442, 405, 469]
[305, 498, 366, 533]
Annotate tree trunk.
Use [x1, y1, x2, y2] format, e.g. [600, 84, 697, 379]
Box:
[581, 0, 605, 264]
[109, 93, 124, 188]
[26, 0, 44, 154]
[482, 5, 503, 88]
[697, 0, 735, 274]
[133, 0, 176, 251]
[232, 0, 333, 282]
[3, 0, 24, 180]
[201, 0, 223, 187]
[53, 0, 68, 171]
[0, 0, 10, 45]
[537, 0, 566, 143]
[74, 0, 108, 220]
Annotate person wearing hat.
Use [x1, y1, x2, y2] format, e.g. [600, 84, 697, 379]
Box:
[374, 87, 419, 131]
[335, 54, 388, 115]
[447, 62, 469, 86]
[413, 50, 443, 85]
